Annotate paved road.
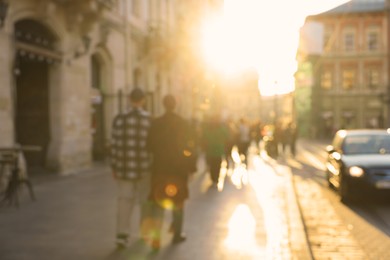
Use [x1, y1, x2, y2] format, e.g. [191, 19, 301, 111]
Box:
[0, 145, 310, 260]
[290, 139, 390, 260]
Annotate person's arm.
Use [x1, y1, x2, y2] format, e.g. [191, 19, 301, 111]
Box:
[110, 115, 121, 179]
[146, 120, 155, 154]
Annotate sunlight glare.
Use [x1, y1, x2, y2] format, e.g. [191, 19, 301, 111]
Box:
[224, 204, 264, 256]
[200, 15, 228, 72]
[231, 146, 241, 164]
[200, 0, 350, 95]
[231, 165, 247, 189]
[249, 159, 291, 257]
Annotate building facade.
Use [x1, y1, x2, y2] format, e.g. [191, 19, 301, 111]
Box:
[298, 0, 390, 138]
[295, 21, 323, 137]
[0, 0, 211, 175]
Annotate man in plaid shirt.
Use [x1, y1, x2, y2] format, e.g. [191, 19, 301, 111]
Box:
[110, 88, 151, 249]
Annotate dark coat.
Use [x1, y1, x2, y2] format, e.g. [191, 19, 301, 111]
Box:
[147, 112, 195, 206]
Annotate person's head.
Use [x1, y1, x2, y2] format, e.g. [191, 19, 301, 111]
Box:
[163, 94, 176, 112]
[129, 88, 146, 107]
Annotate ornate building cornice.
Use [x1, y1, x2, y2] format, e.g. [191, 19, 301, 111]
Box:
[53, 0, 116, 34]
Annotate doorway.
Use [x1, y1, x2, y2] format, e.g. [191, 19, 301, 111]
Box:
[15, 58, 50, 166]
[14, 19, 59, 168]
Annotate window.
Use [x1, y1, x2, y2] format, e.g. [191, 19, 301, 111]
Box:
[366, 26, 380, 51]
[321, 70, 333, 90]
[344, 32, 355, 51]
[366, 67, 380, 89]
[367, 31, 379, 51]
[344, 135, 390, 155]
[342, 69, 355, 90]
[366, 115, 380, 128]
[343, 26, 356, 51]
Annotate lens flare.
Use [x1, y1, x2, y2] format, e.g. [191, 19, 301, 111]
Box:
[165, 184, 178, 197]
[161, 198, 175, 210]
[183, 150, 192, 157]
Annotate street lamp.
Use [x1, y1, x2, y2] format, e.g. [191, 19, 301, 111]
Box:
[0, 0, 9, 29]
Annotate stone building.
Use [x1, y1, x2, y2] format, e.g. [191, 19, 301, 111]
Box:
[0, 0, 212, 175]
[298, 0, 390, 138]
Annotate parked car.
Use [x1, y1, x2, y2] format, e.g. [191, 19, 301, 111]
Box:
[325, 129, 390, 202]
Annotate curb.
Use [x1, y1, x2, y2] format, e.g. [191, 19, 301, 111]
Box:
[288, 171, 314, 260]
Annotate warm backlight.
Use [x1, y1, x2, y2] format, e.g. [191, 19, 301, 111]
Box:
[200, 0, 349, 96]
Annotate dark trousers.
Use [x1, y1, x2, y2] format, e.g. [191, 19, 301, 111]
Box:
[172, 207, 184, 236]
[148, 200, 185, 239]
[206, 156, 222, 183]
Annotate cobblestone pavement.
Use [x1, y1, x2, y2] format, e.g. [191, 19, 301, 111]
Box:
[0, 145, 311, 260]
[287, 139, 390, 260]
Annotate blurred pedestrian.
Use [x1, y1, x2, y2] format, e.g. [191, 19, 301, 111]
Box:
[225, 117, 238, 170]
[146, 95, 196, 249]
[201, 113, 230, 186]
[250, 119, 263, 152]
[109, 88, 151, 249]
[273, 121, 283, 157]
[281, 123, 289, 154]
[283, 122, 298, 156]
[237, 118, 251, 164]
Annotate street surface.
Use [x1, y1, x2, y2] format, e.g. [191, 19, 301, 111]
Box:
[291, 139, 390, 260]
[0, 139, 389, 260]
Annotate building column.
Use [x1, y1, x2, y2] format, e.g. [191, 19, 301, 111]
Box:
[47, 58, 92, 174]
[0, 27, 14, 146]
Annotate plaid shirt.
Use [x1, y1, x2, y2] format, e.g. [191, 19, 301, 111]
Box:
[110, 108, 151, 180]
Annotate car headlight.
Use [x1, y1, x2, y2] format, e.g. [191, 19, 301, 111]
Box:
[348, 166, 364, 177]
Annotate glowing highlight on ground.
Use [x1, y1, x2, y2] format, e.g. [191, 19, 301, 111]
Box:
[224, 204, 264, 256]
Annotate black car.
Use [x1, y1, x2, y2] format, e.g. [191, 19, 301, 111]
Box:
[325, 129, 390, 202]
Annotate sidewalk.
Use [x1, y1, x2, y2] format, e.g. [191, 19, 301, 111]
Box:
[0, 145, 311, 260]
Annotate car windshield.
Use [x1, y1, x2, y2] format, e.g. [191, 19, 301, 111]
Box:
[343, 134, 390, 155]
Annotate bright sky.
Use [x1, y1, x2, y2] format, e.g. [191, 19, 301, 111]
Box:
[201, 0, 350, 96]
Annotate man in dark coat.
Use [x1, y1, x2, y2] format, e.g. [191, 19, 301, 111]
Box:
[146, 94, 196, 248]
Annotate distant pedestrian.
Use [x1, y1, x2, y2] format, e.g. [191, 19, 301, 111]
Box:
[224, 117, 238, 170]
[250, 119, 263, 152]
[273, 121, 283, 157]
[109, 88, 151, 249]
[146, 94, 196, 249]
[237, 118, 251, 164]
[201, 113, 230, 186]
[283, 122, 298, 156]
